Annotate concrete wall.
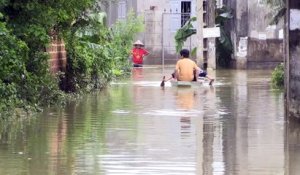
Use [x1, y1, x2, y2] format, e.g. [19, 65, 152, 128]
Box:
[139, 2, 167, 65]
[286, 0, 300, 119]
[247, 39, 284, 69]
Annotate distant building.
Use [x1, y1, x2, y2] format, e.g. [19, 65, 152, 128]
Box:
[105, 0, 217, 68]
[223, 0, 284, 69]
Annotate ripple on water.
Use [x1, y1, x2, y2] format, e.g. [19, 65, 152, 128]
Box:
[133, 81, 171, 87]
[143, 109, 203, 117]
[97, 154, 196, 175]
[0, 69, 286, 175]
[112, 110, 131, 115]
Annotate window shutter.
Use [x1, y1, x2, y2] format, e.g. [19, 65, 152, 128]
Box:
[216, 0, 223, 9]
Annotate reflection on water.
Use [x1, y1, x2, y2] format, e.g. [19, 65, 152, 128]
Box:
[0, 67, 299, 174]
[176, 88, 197, 110]
[288, 118, 300, 175]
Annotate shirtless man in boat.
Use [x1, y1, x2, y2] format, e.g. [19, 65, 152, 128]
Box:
[169, 49, 214, 85]
[174, 49, 200, 81]
[160, 49, 214, 87]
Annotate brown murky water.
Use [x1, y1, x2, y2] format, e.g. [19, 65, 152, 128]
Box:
[1, 67, 300, 175]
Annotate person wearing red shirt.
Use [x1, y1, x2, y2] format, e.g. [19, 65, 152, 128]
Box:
[131, 40, 149, 67]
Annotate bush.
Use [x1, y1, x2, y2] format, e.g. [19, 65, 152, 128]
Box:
[0, 82, 20, 114]
[0, 19, 66, 117]
[64, 11, 144, 92]
[0, 0, 98, 115]
[271, 63, 284, 88]
[0, 21, 28, 83]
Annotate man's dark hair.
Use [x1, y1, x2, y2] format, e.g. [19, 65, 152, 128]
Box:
[180, 49, 190, 58]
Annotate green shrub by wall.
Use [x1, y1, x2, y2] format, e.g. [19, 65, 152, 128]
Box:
[271, 63, 284, 88]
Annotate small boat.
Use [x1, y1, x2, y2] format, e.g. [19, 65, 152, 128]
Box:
[170, 80, 204, 87]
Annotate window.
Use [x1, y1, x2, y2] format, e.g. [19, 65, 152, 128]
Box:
[216, 0, 223, 9]
[118, 1, 126, 19]
[181, 1, 191, 27]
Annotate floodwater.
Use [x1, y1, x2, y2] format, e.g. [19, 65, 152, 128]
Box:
[1, 67, 300, 175]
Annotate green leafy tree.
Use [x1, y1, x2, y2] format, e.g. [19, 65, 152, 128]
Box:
[2, 0, 96, 74]
[215, 6, 233, 68]
[0, 19, 28, 113]
[263, 0, 285, 25]
[0, 0, 97, 115]
[0, 0, 144, 116]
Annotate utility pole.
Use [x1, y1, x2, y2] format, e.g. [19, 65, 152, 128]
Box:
[195, 2, 204, 174]
[196, 0, 204, 67]
[286, 0, 300, 119]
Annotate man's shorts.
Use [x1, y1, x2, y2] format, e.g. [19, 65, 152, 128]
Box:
[199, 71, 207, 77]
[133, 64, 143, 67]
[171, 72, 176, 78]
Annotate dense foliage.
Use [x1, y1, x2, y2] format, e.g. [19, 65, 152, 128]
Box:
[0, 1, 143, 117]
[263, 0, 285, 25]
[271, 63, 284, 88]
[215, 6, 233, 68]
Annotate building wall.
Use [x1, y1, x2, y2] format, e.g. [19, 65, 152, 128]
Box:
[138, 1, 169, 65]
[247, 1, 284, 69]
[137, 0, 199, 65]
[286, 0, 300, 119]
[106, 0, 137, 26]
[225, 0, 284, 69]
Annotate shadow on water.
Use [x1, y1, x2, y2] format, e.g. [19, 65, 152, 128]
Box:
[1, 67, 300, 174]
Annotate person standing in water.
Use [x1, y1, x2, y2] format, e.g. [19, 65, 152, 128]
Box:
[131, 40, 149, 67]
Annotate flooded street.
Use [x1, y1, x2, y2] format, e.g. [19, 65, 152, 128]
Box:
[1, 67, 300, 175]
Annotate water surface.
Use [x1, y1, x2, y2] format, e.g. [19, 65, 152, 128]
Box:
[1, 67, 299, 175]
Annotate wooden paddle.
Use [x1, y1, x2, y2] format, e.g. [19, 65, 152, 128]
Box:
[160, 76, 174, 87]
[160, 76, 166, 87]
[209, 79, 214, 86]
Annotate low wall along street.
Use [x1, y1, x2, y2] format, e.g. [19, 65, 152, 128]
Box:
[247, 38, 283, 69]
